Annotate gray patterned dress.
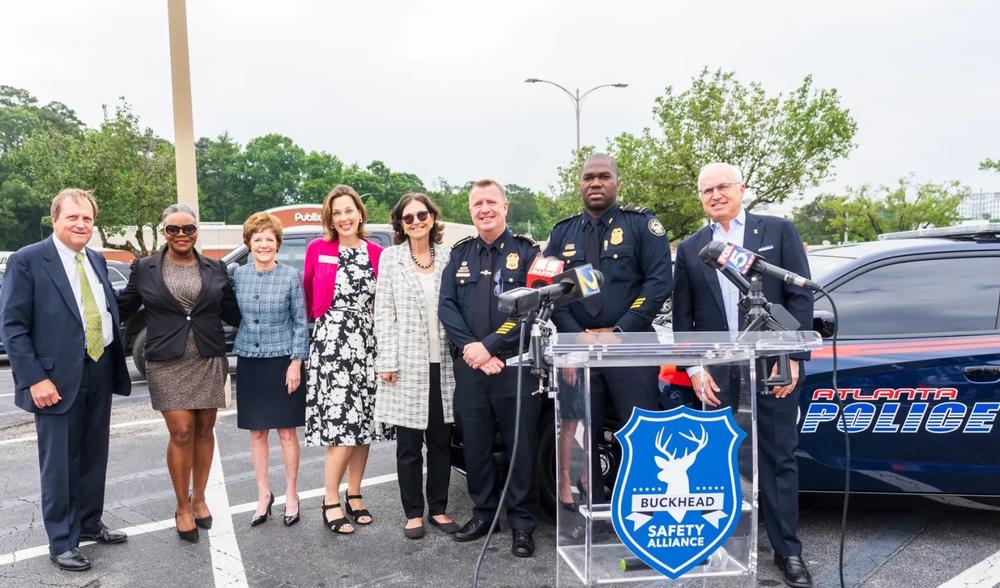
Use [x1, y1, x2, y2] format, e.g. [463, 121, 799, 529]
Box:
[146, 258, 228, 412]
[304, 245, 392, 446]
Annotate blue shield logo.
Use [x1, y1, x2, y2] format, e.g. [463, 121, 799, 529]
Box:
[611, 406, 746, 579]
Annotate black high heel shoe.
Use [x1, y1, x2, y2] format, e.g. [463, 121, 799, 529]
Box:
[190, 494, 212, 530]
[344, 494, 373, 525]
[283, 494, 300, 527]
[559, 499, 579, 512]
[175, 513, 199, 543]
[250, 492, 274, 527]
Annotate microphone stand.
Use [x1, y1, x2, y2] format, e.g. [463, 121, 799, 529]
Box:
[737, 278, 798, 389]
[525, 301, 556, 396]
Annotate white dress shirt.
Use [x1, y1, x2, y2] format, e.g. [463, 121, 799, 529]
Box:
[52, 236, 114, 347]
[688, 208, 746, 378]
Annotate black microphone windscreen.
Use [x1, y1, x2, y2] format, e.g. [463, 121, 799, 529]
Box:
[698, 241, 727, 263]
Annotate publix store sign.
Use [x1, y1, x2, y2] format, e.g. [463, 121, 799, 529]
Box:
[268, 204, 324, 227]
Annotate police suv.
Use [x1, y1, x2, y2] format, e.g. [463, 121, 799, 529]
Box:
[798, 223, 1000, 496]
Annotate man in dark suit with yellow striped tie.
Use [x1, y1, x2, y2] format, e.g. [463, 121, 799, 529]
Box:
[0, 189, 131, 571]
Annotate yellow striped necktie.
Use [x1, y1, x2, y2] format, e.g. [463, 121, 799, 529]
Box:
[75, 253, 104, 361]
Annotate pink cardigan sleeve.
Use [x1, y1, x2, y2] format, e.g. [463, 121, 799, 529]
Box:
[303, 239, 318, 319]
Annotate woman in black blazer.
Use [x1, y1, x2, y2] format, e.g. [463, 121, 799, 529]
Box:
[118, 203, 240, 543]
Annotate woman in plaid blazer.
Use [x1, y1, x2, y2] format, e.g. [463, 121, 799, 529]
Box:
[374, 193, 457, 540]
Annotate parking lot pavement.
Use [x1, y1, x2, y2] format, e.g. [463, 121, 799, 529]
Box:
[1, 362, 999, 587]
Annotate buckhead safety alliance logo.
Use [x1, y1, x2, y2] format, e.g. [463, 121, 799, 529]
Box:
[612, 406, 746, 579]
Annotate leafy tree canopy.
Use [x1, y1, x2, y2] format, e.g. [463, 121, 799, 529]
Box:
[791, 176, 964, 244]
[558, 69, 858, 241]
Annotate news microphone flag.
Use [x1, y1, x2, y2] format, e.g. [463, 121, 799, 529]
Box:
[715, 243, 756, 276]
[527, 256, 565, 288]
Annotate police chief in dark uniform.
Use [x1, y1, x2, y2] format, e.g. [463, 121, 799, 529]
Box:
[544, 153, 673, 502]
[439, 178, 541, 557]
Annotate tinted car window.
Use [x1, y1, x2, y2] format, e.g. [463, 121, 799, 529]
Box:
[807, 253, 855, 282]
[277, 237, 308, 271]
[107, 267, 127, 283]
[815, 256, 1000, 337]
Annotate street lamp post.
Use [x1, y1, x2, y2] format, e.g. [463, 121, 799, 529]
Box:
[524, 78, 628, 157]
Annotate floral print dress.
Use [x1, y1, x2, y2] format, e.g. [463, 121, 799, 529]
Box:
[305, 245, 391, 446]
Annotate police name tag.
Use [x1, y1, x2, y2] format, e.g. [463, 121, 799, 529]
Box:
[612, 406, 746, 579]
[318, 254, 339, 265]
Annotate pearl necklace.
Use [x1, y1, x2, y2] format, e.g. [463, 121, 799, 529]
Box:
[410, 245, 434, 269]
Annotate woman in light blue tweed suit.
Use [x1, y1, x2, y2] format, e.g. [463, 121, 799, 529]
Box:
[374, 193, 458, 540]
[233, 212, 309, 528]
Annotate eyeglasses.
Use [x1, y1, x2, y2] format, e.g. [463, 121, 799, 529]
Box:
[164, 224, 198, 236]
[699, 182, 739, 197]
[401, 210, 431, 225]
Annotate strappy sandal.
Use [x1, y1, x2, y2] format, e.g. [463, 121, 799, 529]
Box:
[345, 494, 373, 525]
[321, 501, 354, 534]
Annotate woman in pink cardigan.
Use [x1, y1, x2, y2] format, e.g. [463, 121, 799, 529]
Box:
[302, 185, 389, 535]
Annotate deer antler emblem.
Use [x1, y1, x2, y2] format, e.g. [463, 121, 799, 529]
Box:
[653, 425, 708, 499]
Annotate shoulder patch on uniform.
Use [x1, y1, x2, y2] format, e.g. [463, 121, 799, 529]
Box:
[648, 218, 666, 237]
[620, 203, 651, 215]
[513, 234, 538, 247]
[451, 236, 474, 250]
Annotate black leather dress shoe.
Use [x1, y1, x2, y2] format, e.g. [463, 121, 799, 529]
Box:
[774, 554, 813, 588]
[453, 518, 493, 542]
[50, 548, 91, 571]
[81, 526, 128, 544]
[511, 529, 535, 558]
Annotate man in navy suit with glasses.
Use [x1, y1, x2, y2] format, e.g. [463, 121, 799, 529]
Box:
[671, 163, 814, 588]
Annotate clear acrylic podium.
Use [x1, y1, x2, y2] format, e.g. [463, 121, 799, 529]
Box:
[543, 330, 821, 586]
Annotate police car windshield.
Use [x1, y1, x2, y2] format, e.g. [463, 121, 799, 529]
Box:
[806, 253, 854, 282]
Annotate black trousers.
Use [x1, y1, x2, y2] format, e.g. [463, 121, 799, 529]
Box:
[588, 365, 660, 502]
[714, 361, 803, 557]
[396, 364, 453, 518]
[35, 351, 114, 555]
[453, 359, 539, 530]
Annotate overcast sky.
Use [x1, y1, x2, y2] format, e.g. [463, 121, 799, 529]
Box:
[3, 0, 999, 200]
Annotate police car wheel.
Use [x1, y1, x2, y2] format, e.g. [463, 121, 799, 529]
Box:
[536, 406, 558, 520]
[132, 328, 147, 378]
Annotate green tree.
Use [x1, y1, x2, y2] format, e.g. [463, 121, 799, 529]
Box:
[233, 133, 306, 220]
[792, 177, 963, 243]
[790, 194, 850, 245]
[300, 150, 344, 204]
[981, 158, 1000, 174]
[0, 86, 86, 248]
[558, 69, 858, 240]
[10, 100, 176, 256]
[196, 133, 243, 222]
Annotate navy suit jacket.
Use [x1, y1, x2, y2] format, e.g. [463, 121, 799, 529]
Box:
[0, 237, 131, 415]
[672, 211, 814, 361]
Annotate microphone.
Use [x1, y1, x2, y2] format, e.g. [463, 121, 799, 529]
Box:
[526, 256, 565, 288]
[498, 264, 604, 317]
[698, 241, 822, 291]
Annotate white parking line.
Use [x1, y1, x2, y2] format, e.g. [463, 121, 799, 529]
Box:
[939, 549, 1000, 588]
[205, 441, 248, 588]
[0, 472, 399, 570]
[0, 410, 238, 446]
